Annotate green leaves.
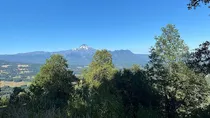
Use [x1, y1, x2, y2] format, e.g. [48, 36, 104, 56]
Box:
[83, 50, 116, 87]
[68, 50, 123, 118]
[153, 24, 189, 64]
[187, 41, 210, 75]
[92, 50, 113, 67]
[29, 54, 76, 109]
[148, 24, 209, 117]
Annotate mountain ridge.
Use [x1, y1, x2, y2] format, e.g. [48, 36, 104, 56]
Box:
[0, 44, 149, 68]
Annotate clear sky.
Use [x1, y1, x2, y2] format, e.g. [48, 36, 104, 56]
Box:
[0, 0, 209, 54]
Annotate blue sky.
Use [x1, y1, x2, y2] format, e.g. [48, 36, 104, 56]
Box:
[0, 0, 209, 54]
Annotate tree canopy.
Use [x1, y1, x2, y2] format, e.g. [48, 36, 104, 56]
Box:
[83, 50, 116, 87]
[147, 24, 209, 117]
[187, 41, 210, 75]
[29, 54, 76, 108]
[152, 24, 189, 64]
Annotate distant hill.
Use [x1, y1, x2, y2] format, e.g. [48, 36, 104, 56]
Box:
[0, 44, 149, 68]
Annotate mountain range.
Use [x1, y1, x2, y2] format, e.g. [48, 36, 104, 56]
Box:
[0, 44, 149, 68]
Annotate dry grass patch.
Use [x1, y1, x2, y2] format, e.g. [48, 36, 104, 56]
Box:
[0, 81, 30, 87]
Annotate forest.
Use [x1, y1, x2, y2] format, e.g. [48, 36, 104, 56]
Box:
[0, 24, 210, 118]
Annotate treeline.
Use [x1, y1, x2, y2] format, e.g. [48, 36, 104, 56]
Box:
[0, 24, 210, 118]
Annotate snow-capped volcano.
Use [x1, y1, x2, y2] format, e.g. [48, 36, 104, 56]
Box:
[0, 44, 149, 67]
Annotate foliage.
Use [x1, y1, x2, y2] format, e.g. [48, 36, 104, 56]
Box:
[92, 49, 113, 67]
[152, 24, 189, 64]
[187, 41, 210, 75]
[1, 105, 66, 118]
[68, 50, 123, 118]
[69, 62, 162, 118]
[83, 50, 116, 87]
[112, 68, 162, 118]
[130, 64, 141, 72]
[191, 104, 210, 118]
[0, 96, 9, 106]
[29, 54, 77, 109]
[188, 0, 210, 9]
[9, 87, 30, 106]
[147, 24, 209, 117]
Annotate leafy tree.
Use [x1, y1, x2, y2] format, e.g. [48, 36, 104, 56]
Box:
[151, 24, 189, 65]
[113, 68, 162, 118]
[188, 0, 210, 9]
[147, 24, 189, 80]
[147, 24, 209, 117]
[69, 50, 122, 118]
[170, 63, 209, 117]
[187, 41, 210, 75]
[29, 54, 76, 109]
[83, 50, 116, 87]
[92, 49, 113, 67]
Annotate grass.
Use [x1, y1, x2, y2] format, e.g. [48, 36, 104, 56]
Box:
[0, 81, 31, 87]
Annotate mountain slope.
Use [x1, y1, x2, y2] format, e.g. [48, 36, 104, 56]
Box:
[0, 44, 149, 67]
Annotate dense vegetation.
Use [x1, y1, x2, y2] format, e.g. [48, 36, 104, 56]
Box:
[0, 24, 210, 118]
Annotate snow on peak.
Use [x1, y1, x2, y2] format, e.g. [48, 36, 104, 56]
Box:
[79, 44, 90, 50]
[71, 44, 95, 51]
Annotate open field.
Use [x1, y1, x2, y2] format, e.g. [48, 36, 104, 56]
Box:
[0, 81, 30, 88]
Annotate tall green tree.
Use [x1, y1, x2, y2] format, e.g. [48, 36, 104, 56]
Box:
[29, 54, 76, 108]
[92, 49, 113, 67]
[151, 24, 189, 64]
[69, 50, 122, 118]
[147, 24, 209, 117]
[83, 49, 116, 87]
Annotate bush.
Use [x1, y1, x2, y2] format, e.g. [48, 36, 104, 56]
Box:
[0, 96, 9, 106]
